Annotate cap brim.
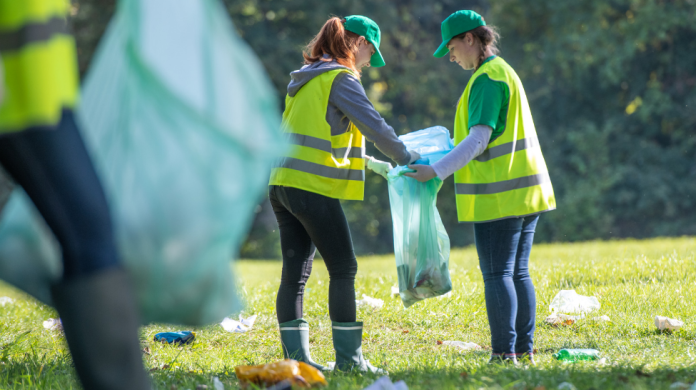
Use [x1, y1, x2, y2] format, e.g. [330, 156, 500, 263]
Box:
[370, 47, 385, 68]
[434, 40, 449, 58]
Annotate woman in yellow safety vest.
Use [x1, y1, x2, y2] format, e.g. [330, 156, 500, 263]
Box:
[406, 10, 556, 365]
[0, 1, 149, 388]
[268, 15, 419, 373]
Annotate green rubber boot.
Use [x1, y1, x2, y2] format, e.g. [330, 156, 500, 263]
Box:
[279, 318, 326, 371]
[332, 321, 386, 374]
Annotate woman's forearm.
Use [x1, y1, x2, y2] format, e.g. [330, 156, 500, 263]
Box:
[432, 125, 493, 180]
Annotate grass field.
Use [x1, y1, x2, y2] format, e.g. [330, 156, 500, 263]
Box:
[1, 237, 696, 389]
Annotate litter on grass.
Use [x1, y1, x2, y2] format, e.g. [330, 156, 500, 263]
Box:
[544, 313, 578, 326]
[655, 316, 684, 331]
[549, 290, 600, 314]
[437, 291, 452, 299]
[42, 318, 62, 331]
[391, 286, 399, 296]
[669, 382, 691, 390]
[153, 331, 195, 345]
[356, 294, 384, 309]
[440, 340, 481, 351]
[0, 296, 14, 306]
[220, 314, 257, 333]
[362, 376, 408, 390]
[235, 359, 327, 388]
[213, 377, 224, 390]
[557, 383, 577, 390]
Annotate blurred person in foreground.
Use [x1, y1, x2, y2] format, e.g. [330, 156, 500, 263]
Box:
[0, 1, 150, 388]
[268, 15, 420, 373]
[405, 10, 556, 365]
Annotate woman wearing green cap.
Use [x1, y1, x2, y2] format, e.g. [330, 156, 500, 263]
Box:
[406, 10, 556, 365]
[268, 15, 419, 373]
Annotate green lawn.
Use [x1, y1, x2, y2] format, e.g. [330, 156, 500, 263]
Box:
[1, 237, 696, 389]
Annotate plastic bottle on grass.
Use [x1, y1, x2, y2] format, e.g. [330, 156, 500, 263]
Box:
[553, 349, 600, 362]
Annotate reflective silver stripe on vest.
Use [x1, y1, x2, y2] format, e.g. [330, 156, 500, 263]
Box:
[287, 133, 364, 159]
[277, 157, 365, 181]
[474, 137, 540, 163]
[455, 172, 550, 195]
[0, 16, 68, 52]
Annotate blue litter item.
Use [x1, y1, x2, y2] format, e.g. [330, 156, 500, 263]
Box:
[388, 126, 453, 308]
[154, 331, 196, 345]
[0, 0, 286, 325]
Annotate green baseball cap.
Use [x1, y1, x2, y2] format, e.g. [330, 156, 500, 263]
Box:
[344, 15, 385, 68]
[433, 10, 486, 58]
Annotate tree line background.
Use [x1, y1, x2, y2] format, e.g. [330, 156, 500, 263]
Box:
[67, 0, 696, 258]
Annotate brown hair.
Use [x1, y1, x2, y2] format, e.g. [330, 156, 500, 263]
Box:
[303, 17, 365, 75]
[453, 25, 500, 70]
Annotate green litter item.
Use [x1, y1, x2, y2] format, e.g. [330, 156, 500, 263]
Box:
[553, 349, 600, 362]
[0, 0, 286, 326]
[387, 127, 453, 308]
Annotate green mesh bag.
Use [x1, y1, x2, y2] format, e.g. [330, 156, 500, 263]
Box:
[0, 0, 285, 325]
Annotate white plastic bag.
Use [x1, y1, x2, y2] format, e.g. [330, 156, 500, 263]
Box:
[549, 290, 600, 315]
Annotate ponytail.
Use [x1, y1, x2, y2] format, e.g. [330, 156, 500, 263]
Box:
[453, 25, 500, 70]
[303, 17, 363, 75]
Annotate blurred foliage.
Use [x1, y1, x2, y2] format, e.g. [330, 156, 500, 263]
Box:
[69, 0, 696, 259]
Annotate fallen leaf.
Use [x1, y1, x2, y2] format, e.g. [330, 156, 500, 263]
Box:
[402, 330, 410, 334]
[460, 372, 468, 379]
[533, 387, 546, 390]
[436, 340, 443, 345]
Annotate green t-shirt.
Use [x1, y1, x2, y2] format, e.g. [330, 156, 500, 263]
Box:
[467, 56, 509, 142]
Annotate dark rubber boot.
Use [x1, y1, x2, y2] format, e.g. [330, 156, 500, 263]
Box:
[279, 318, 327, 371]
[331, 321, 385, 374]
[51, 268, 151, 390]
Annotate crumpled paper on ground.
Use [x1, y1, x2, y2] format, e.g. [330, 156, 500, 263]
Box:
[362, 376, 408, 390]
[220, 314, 257, 333]
[43, 318, 62, 331]
[655, 315, 684, 331]
[356, 294, 384, 309]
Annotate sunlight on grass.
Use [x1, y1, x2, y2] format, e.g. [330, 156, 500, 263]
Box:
[1, 237, 695, 389]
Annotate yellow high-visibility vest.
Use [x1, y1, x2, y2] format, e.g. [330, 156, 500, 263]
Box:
[454, 57, 556, 222]
[0, 0, 79, 133]
[269, 69, 366, 200]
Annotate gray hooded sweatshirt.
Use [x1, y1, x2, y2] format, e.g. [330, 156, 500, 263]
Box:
[287, 57, 411, 166]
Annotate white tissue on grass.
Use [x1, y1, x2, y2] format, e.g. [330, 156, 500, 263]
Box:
[549, 290, 600, 314]
[220, 314, 257, 333]
[441, 340, 481, 351]
[655, 316, 684, 331]
[362, 376, 408, 390]
[437, 291, 452, 299]
[391, 286, 399, 296]
[0, 296, 14, 306]
[43, 318, 62, 331]
[356, 294, 384, 309]
[213, 377, 224, 390]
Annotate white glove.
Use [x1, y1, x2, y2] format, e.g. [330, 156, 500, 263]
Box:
[366, 156, 393, 179]
[407, 150, 421, 164]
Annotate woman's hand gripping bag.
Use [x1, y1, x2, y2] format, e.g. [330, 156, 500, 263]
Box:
[387, 126, 453, 308]
[0, 0, 287, 325]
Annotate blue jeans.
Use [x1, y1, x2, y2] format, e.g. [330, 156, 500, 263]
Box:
[0, 109, 120, 279]
[474, 214, 540, 357]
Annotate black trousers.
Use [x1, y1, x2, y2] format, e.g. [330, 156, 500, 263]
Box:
[0, 110, 120, 279]
[269, 185, 357, 323]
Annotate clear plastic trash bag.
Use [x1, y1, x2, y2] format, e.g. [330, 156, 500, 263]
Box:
[387, 126, 453, 308]
[0, 0, 286, 325]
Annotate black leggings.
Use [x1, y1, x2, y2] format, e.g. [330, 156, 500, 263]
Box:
[0, 110, 120, 279]
[269, 185, 357, 323]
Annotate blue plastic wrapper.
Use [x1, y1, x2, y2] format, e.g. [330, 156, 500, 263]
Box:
[154, 331, 196, 345]
[388, 126, 453, 308]
[0, 0, 286, 325]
